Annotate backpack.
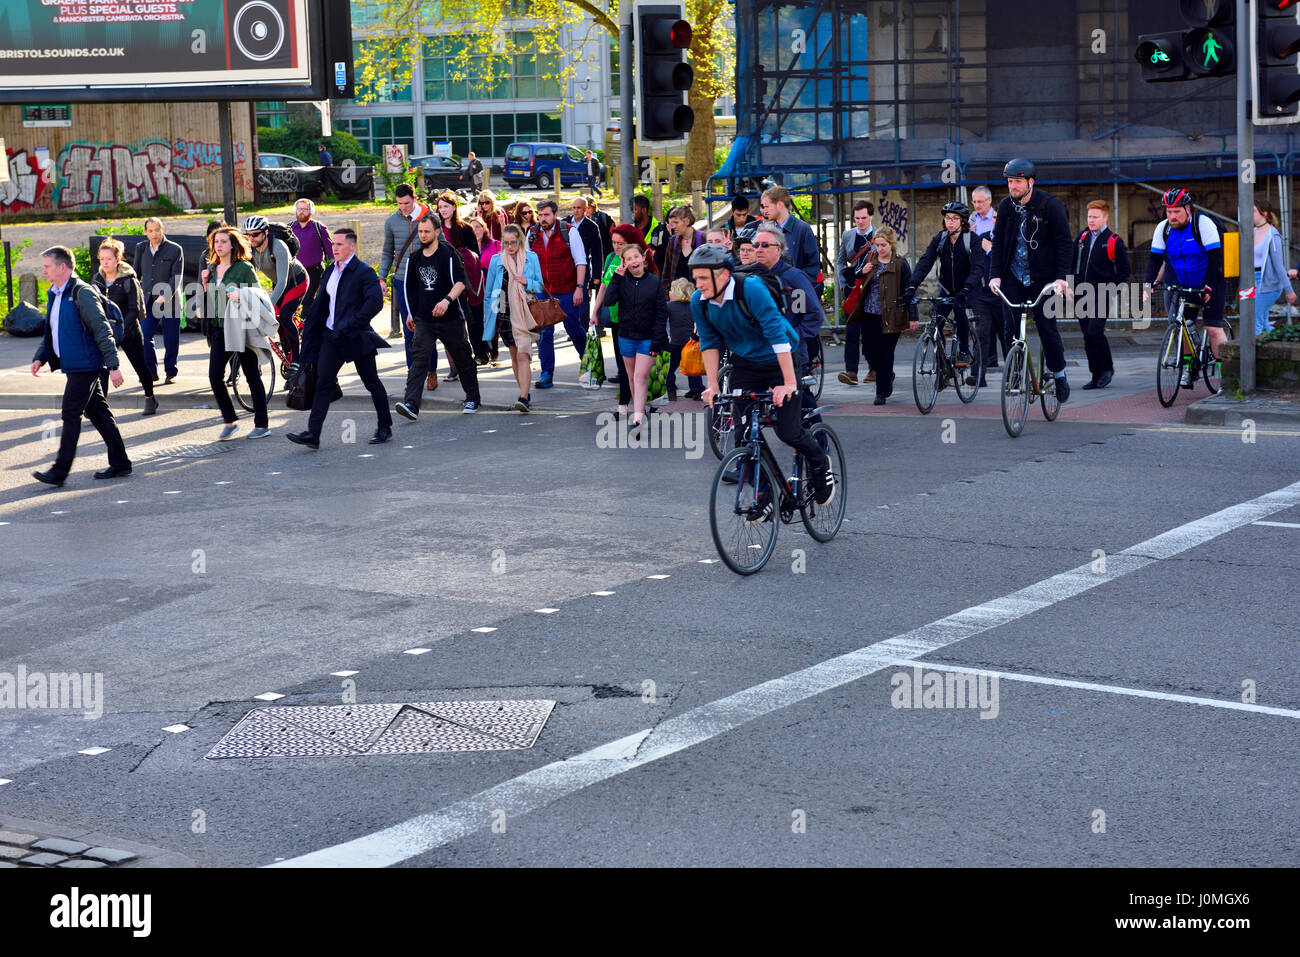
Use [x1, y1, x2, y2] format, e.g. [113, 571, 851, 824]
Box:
[1160, 212, 1223, 252]
[1077, 229, 1118, 262]
[268, 222, 300, 258]
[458, 247, 485, 306]
[80, 281, 125, 343]
[731, 263, 789, 319]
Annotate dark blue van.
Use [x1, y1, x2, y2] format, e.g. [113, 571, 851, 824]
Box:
[503, 143, 591, 189]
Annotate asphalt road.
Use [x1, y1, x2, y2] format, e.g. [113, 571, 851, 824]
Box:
[0, 359, 1296, 867]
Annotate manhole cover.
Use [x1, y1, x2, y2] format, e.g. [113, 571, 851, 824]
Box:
[205, 700, 556, 759]
[139, 443, 237, 459]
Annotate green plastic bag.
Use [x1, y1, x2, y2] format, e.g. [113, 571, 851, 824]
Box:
[580, 327, 605, 387]
[647, 349, 671, 401]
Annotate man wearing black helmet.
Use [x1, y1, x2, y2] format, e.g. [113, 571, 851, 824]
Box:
[907, 200, 983, 383]
[988, 158, 1074, 402]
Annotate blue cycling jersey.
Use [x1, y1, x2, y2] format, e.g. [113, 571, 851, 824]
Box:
[1150, 215, 1220, 287]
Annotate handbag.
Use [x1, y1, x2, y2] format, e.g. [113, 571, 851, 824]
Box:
[580, 326, 605, 387]
[840, 246, 876, 320]
[526, 293, 567, 331]
[679, 337, 705, 376]
[285, 363, 343, 410]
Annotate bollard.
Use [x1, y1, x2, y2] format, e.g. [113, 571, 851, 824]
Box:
[691, 180, 703, 221]
[19, 272, 38, 305]
[553, 174, 562, 212]
[653, 178, 664, 222]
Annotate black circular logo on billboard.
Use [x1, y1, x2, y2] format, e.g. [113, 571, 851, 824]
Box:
[232, 1, 286, 63]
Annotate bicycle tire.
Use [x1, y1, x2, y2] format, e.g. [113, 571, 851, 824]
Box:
[1001, 341, 1029, 438]
[807, 337, 825, 401]
[1155, 323, 1183, 408]
[912, 332, 940, 414]
[232, 350, 276, 412]
[1040, 353, 1060, 421]
[800, 424, 846, 543]
[707, 364, 735, 460]
[1200, 333, 1222, 395]
[710, 448, 781, 575]
[955, 322, 981, 403]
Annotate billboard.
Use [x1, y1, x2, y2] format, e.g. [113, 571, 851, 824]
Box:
[0, 0, 352, 102]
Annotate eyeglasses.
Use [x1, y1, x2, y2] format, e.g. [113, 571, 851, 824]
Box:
[753, 241, 779, 249]
[479, 201, 491, 206]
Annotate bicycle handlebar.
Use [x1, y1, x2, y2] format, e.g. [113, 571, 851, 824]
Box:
[992, 284, 1054, 311]
[1152, 283, 1208, 296]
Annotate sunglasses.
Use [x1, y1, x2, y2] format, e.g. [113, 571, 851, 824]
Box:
[753, 241, 779, 249]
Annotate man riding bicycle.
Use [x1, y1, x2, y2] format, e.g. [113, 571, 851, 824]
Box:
[1144, 187, 1226, 388]
[690, 244, 834, 517]
[244, 215, 309, 366]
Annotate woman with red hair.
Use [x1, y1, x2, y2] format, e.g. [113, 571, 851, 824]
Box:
[586, 225, 653, 407]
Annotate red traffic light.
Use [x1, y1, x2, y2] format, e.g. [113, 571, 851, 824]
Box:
[669, 19, 692, 48]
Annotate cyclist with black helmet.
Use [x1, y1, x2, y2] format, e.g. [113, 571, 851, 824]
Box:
[987, 158, 1075, 402]
[1144, 187, 1227, 387]
[689, 243, 835, 513]
[906, 200, 983, 379]
[244, 215, 309, 367]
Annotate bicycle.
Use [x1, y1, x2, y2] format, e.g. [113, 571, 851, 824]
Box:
[993, 285, 1059, 438]
[707, 353, 734, 460]
[804, 335, 825, 401]
[909, 295, 981, 413]
[1153, 284, 1232, 408]
[708, 379, 847, 575]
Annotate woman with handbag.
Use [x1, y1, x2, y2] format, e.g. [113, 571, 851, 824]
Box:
[205, 227, 272, 439]
[483, 225, 544, 413]
[93, 239, 159, 416]
[856, 226, 918, 405]
[604, 244, 669, 428]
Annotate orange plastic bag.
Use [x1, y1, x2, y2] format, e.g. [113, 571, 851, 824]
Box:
[680, 338, 705, 376]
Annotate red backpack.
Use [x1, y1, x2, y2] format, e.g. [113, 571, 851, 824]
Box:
[1077, 229, 1117, 262]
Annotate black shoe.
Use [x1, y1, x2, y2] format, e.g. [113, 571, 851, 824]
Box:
[513, 395, 531, 413]
[33, 469, 66, 487]
[1081, 378, 1100, 390]
[142, 396, 159, 416]
[873, 395, 887, 405]
[965, 374, 979, 387]
[721, 461, 740, 485]
[978, 378, 988, 388]
[811, 466, 836, 506]
[286, 431, 320, 449]
[684, 390, 702, 401]
[94, 465, 132, 480]
[369, 427, 392, 445]
[1054, 377, 1070, 403]
[1096, 370, 1113, 389]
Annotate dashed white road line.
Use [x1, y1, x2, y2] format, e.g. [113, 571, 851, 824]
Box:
[1253, 520, 1300, 529]
[270, 478, 1300, 868]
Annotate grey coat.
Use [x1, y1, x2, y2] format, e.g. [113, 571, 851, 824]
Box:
[378, 207, 431, 281]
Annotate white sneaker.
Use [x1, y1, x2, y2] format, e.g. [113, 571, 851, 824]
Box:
[650, 394, 670, 408]
[395, 402, 418, 420]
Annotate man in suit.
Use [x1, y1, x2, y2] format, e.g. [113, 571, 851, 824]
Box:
[287, 228, 393, 449]
[30, 246, 132, 486]
[1074, 199, 1131, 390]
[133, 216, 184, 384]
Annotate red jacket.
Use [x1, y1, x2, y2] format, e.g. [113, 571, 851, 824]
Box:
[529, 225, 578, 295]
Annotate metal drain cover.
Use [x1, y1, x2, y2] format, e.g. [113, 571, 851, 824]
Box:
[139, 443, 237, 459]
[205, 700, 556, 759]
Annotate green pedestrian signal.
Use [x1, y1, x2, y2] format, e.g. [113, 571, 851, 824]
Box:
[1185, 27, 1234, 76]
[1201, 33, 1222, 66]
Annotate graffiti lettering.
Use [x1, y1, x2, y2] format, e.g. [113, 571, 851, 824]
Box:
[172, 138, 248, 171]
[879, 199, 909, 246]
[56, 140, 194, 210]
[1, 150, 47, 214]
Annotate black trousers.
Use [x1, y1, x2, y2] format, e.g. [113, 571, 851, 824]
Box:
[208, 336, 268, 429]
[52, 371, 130, 477]
[405, 316, 480, 408]
[842, 319, 875, 377]
[1078, 313, 1114, 379]
[101, 324, 155, 398]
[934, 302, 971, 354]
[607, 324, 631, 405]
[861, 314, 900, 398]
[301, 263, 325, 319]
[309, 337, 392, 436]
[1002, 278, 1066, 374]
[467, 302, 489, 362]
[731, 356, 828, 471]
[972, 288, 1012, 371]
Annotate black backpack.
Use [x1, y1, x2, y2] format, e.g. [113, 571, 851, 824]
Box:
[268, 222, 301, 258]
[730, 263, 789, 319]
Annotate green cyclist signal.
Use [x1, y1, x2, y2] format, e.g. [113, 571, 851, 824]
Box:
[1151, 49, 1172, 64]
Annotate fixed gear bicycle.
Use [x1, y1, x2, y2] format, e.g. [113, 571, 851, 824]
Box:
[910, 295, 981, 413]
[994, 285, 1059, 437]
[1154, 283, 1230, 407]
[708, 379, 847, 575]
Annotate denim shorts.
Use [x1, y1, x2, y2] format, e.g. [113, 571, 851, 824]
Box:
[618, 337, 653, 358]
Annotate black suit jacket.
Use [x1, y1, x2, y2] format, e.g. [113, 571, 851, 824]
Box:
[301, 257, 389, 364]
[989, 187, 1072, 287]
[1074, 226, 1131, 285]
[133, 238, 184, 315]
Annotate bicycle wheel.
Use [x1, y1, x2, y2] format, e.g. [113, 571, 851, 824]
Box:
[232, 350, 276, 412]
[1001, 341, 1029, 438]
[955, 322, 981, 404]
[710, 448, 780, 575]
[912, 332, 939, 414]
[707, 365, 735, 460]
[800, 424, 846, 543]
[1200, 334, 1222, 395]
[1039, 352, 1060, 421]
[806, 337, 825, 401]
[1155, 323, 1183, 408]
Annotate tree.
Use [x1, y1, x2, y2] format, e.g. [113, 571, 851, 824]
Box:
[351, 0, 733, 186]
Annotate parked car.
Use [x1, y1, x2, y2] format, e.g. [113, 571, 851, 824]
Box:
[408, 154, 474, 191]
[503, 142, 594, 190]
[258, 152, 313, 169]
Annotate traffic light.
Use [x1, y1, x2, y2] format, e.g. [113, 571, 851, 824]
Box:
[1134, 0, 1234, 83]
[634, 1, 694, 146]
[1136, 32, 1187, 81]
[1255, 0, 1300, 118]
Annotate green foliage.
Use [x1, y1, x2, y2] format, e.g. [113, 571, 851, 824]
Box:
[257, 119, 378, 167]
[380, 164, 421, 201]
[1258, 323, 1300, 343]
[99, 221, 147, 236]
[73, 246, 93, 282]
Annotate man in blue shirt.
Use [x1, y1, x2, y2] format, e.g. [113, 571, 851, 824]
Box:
[30, 245, 132, 486]
[690, 244, 833, 515]
[760, 186, 820, 286]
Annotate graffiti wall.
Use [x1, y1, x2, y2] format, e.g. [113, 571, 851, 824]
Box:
[0, 102, 253, 218]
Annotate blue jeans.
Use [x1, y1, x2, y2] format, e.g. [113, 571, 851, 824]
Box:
[1255, 269, 1283, 336]
[140, 300, 180, 378]
[395, 279, 437, 374]
[537, 291, 587, 374]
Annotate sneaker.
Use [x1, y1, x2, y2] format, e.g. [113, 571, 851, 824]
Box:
[247, 427, 272, 439]
[395, 402, 418, 421]
[744, 496, 775, 525]
[1179, 368, 1194, 388]
[956, 350, 972, 368]
[811, 466, 836, 506]
[513, 395, 531, 413]
[444, 371, 459, 382]
[462, 400, 479, 413]
[537, 371, 554, 389]
[650, 394, 670, 407]
[142, 396, 159, 416]
[1054, 376, 1070, 403]
[218, 423, 239, 440]
[837, 372, 858, 385]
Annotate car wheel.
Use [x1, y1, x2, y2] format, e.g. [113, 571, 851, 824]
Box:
[537, 171, 552, 190]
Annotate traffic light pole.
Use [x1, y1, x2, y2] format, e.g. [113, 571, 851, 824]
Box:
[1237, 0, 1256, 393]
[620, 9, 635, 225]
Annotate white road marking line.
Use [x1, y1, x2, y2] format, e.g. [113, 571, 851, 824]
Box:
[591, 591, 615, 596]
[359, 454, 374, 458]
[270, 478, 1300, 868]
[697, 559, 717, 564]
[330, 670, 359, 677]
[877, 659, 1300, 719]
[253, 692, 284, 702]
[215, 481, 233, 485]
[50, 510, 66, 515]
[534, 608, 560, 614]
[1253, 520, 1300, 529]
[164, 490, 181, 495]
[0, 779, 11, 786]
[78, 747, 111, 756]
[647, 574, 670, 580]
[162, 724, 191, 734]
[471, 627, 496, 633]
[114, 500, 128, 504]
[403, 648, 432, 655]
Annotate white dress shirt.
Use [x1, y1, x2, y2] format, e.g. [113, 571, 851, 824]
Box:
[48, 280, 69, 357]
[325, 255, 354, 330]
